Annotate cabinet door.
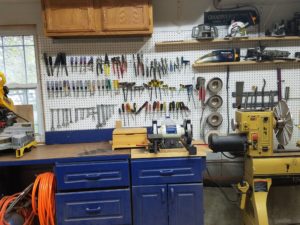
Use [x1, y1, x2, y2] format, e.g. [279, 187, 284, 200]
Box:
[43, 0, 95, 33]
[100, 0, 151, 31]
[132, 185, 168, 225]
[168, 184, 204, 225]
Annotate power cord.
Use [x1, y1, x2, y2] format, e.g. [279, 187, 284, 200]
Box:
[206, 167, 240, 206]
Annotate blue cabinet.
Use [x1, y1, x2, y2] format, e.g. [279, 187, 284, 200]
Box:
[132, 157, 205, 225]
[132, 184, 203, 225]
[132, 185, 168, 225]
[168, 184, 203, 225]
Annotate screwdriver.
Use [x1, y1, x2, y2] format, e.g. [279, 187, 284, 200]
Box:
[160, 103, 163, 117]
[121, 104, 126, 126]
[76, 80, 80, 97]
[47, 81, 51, 98]
[132, 103, 137, 123]
[72, 81, 76, 97]
[152, 101, 157, 120]
[125, 103, 131, 126]
[70, 57, 74, 73]
[163, 102, 167, 117]
[75, 57, 78, 72]
[51, 81, 55, 98]
[97, 80, 101, 96]
[148, 103, 152, 121]
[113, 80, 119, 95]
[176, 102, 180, 119]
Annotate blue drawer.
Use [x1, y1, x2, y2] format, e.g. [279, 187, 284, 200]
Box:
[56, 189, 131, 225]
[55, 160, 129, 191]
[131, 157, 205, 185]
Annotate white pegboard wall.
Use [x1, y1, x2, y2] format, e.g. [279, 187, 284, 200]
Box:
[37, 26, 300, 149]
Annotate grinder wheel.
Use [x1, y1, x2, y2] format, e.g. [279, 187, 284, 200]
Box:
[273, 100, 293, 146]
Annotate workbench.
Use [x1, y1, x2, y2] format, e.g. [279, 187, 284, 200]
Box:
[0, 142, 207, 225]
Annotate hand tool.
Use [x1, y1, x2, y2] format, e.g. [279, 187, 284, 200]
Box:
[83, 56, 87, 72]
[76, 80, 80, 97]
[65, 108, 69, 127]
[101, 79, 105, 95]
[80, 56, 83, 73]
[75, 57, 78, 72]
[57, 109, 61, 128]
[71, 81, 76, 96]
[63, 80, 67, 97]
[152, 101, 157, 120]
[137, 54, 145, 76]
[121, 55, 127, 77]
[104, 54, 110, 76]
[145, 102, 148, 120]
[285, 86, 290, 101]
[62, 109, 65, 127]
[87, 56, 94, 72]
[133, 54, 137, 77]
[253, 86, 258, 109]
[91, 80, 96, 96]
[69, 109, 73, 123]
[43, 53, 51, 76]
[96, 105, 102, 128]
[154, 59, 158, 79]
[51, 81, 55, 98]
[50, 109, 55, 131]
[132, 103, 137, 123]
[59, 80, 63, 97]
[244, 92, 249, 109]
[118, 108, 123, 126]
[61, 53, 68, 76]
[97, 80, 101, 96]
[70, 57, 74, 73]
[196, 77, 206, 108]
[49, 55, 54, 76]
[160, 103, 163, 117]
[261, 79, 266, 109]
[67, 80, 71, 96]
[47, 81, 51, 98]
[79, 80, 84, 97]
[186, 85, 196, 108]
[277, 67, 282, 101]
[146, 59, 150, 77]
[176, 102, 180, 119]
[96, 57, 103, 76]
[84, 80, 88, 96]
[75, 108, 78, 122]
[148, 103, 152, 120]
[236, 81, 244, 109]
[113, 80, 119, 95]
[54, 81, 59, 98]
[181, 57, 190, 69]
[122, 104, 126, 126]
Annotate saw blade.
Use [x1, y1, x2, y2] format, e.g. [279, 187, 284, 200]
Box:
[273, 100, 293, 146]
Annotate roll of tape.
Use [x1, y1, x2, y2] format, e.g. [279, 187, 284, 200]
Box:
[207, 77, 223, 94]
[207, 95, 223, 109]
[207, 112, 223, 127]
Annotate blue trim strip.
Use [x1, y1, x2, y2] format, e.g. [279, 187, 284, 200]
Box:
[45, 127, 153, 145]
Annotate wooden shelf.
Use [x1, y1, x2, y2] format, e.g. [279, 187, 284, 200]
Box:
[192, 60, 300, 68]
[156, 36, 300, 47]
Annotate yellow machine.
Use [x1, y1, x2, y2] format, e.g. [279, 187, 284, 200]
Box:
[209, 100, 300, 225]
[0, 72, 36, 157]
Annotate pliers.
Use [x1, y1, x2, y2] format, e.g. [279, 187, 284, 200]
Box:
[96, 57, 103, 76]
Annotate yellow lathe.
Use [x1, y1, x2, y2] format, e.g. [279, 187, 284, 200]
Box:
[209, 100, 298, 225]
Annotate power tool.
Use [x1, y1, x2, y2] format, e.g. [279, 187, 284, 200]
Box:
[0, 72, 36, 157]
[195, 48, 240, 64]
[148, 117, 196, 155]
[208, 100, 300, 225]
[192, 24, 218, 40]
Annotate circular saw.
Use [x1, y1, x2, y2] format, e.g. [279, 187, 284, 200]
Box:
[273, 100, 293, 146]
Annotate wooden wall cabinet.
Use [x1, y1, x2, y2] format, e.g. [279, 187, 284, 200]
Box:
[42, 0, 153, 37]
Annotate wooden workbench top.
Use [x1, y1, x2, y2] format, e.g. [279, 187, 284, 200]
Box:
[0, 142, 130, 166]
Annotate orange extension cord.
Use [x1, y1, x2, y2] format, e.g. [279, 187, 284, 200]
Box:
[0, 172, 56, 225]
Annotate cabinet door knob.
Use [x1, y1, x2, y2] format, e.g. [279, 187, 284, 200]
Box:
[161, 187, 166, 203]
[170, 188, 175, 202]
[85, 206, 102, 214]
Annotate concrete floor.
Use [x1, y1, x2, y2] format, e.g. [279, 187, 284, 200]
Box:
[204, 186, 300, 225]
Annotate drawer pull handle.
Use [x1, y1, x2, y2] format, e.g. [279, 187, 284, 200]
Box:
[85, 174, 102, 180]
[159, 169, 174, 176]
[85, 206, 102, 214]
[170, 188, 175, 202]
[161, 187, 166, 203]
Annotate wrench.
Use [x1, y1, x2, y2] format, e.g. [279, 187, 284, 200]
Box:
[50, 109, 55, 131]
[65, 108, 69, 127]
[62, 109, 65, 127]
[57, 109, 61, 128]
[69, 109, 73, 123]
[101, 104, 106, 126]
[75, 108, 78, 122]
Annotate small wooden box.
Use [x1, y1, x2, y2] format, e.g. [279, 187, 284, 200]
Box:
[112, 128, 148, 150]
